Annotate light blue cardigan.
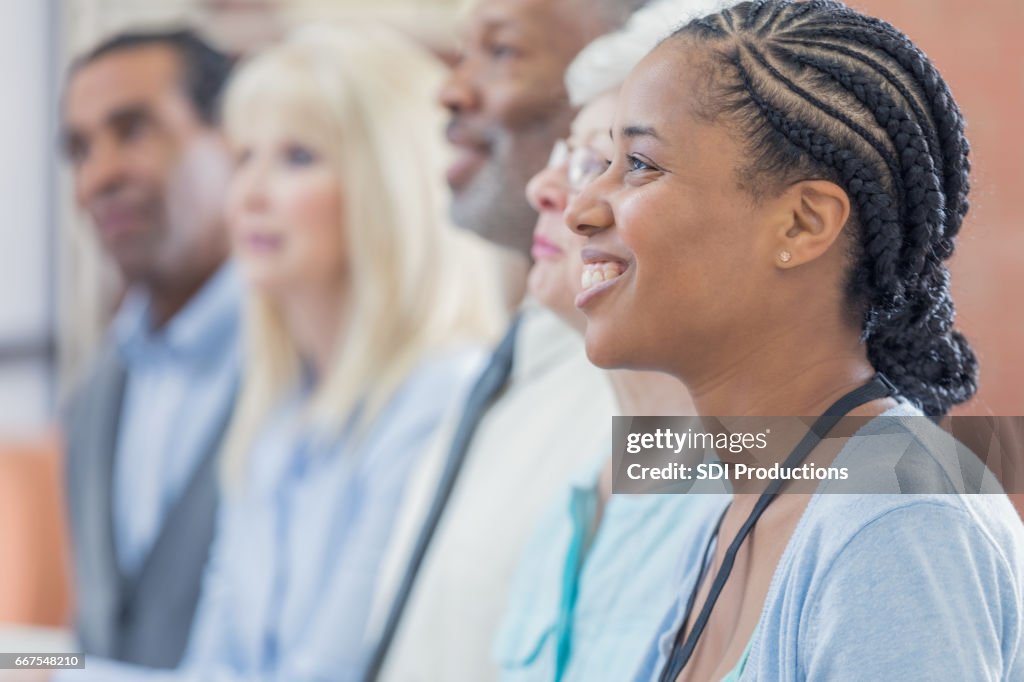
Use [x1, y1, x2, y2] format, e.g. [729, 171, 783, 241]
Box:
[636, 404, 1024, 681]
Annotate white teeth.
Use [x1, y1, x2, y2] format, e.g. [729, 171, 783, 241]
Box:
[581, 261, 625, 291]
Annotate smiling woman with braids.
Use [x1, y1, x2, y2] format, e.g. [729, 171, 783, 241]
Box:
[564, 1, 1024, 680]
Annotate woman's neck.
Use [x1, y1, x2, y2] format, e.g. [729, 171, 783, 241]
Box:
[676, 321, 897, 496]
[680, 314, 880, 418]
[607, 368, 696, 416]
[499, 249, 531, 313]
[281, 283, 348, 385]
[597, 369, 696, 505]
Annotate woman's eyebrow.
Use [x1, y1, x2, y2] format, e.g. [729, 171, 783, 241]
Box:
[621, 124, 661, 140]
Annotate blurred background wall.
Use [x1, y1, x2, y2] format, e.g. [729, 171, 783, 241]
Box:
[850, 0, 1024, 416]
[0, 0, 1021, 438]
[0, 2, 57, 436]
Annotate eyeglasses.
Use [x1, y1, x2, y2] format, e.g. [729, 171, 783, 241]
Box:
[547, 139, 609, 194]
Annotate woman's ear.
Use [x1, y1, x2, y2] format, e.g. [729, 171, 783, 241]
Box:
[773, 180, 851, 268]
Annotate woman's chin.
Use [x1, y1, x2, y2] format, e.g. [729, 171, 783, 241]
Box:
[528, 272, 585, 332]
[527, 264, 560, 301]
[241, 269, 289, 300]
[583, 323, 630, 369]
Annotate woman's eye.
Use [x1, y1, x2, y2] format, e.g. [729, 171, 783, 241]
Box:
[488, 43, 520, 60]
[285, 145, 317, 166]
[122, 118, 146, 141]
[627, 154, 655, 172]
[582, 157, 610, 176]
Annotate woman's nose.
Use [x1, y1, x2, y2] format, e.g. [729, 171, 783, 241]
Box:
[235, 160, 270, 211]
[526, 164, 569, 215]
[566, 174, 614, 237]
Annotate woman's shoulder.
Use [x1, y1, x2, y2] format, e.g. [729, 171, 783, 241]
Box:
[360, 343, 489, 448]
[798, 491, 1024, 570]
[385, 343, 489, 417]
[824, 402, 1000, 492]
[404, 343, 490, 390]
[770, 491, 1024, 680]
[799, 406, 1023, 563]
[778, 403, 1023, 597]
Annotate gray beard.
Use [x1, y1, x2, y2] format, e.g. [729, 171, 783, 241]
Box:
[450, 133, 545, 258]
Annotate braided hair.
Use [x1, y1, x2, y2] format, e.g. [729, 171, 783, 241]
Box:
[671, 0, 976, 416]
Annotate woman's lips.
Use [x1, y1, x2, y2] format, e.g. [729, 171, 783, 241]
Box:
[530, 234, 564, 261]
[243, 232, 283, 253]
[446, 146, 488, 189]
[575, 247, 629, 309]
[94, 204, 146, 243]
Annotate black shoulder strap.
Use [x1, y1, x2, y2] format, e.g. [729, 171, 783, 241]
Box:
[362, 315, 520, 681]
[659, 374, 897, 681]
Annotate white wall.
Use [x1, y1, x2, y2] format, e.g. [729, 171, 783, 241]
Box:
[0, 1, 55, 434]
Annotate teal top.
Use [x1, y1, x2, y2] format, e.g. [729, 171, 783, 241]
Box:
[720, 631, 755, 682]
[494, 453, 730, 682]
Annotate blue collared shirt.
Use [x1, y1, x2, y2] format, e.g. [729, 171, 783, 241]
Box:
[112, 262, 241, 577]
[63, 344, 487, 682]
[494, 452, 730, 682]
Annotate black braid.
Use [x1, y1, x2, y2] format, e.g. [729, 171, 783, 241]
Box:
[728, 50, 905, 307]
[744, 44, 905, 206]
[741, 0, 772, 29]
[774, 0, 846, 31]
[775, 37, 943, 183]
[770, 46, 944, 281]
[786, 21, 971, 243]
[689, 15, 729, 38]
[722, 7, 737, 30]
[671, 0, 977, 414]
[755, 0, 791, 35]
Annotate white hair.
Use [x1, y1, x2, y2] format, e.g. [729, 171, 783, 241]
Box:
[565, 0, 732, 106]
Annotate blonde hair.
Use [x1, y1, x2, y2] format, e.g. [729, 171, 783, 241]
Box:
[220, 24, 505, 482]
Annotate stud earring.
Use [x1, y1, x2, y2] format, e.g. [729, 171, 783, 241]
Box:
[778, 250, 792, 263]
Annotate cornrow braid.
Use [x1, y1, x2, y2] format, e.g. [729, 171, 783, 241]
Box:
[772, 0, 845, 31]
[771, 45, 944, 281]
[671, 0, 977, 415]
[785, 18, 971, 244]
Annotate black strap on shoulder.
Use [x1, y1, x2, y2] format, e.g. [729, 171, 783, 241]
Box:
[362, 315, 520, 681]
[658, 373, 896, 682]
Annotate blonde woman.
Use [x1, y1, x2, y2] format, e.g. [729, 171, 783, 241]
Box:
[64, 24, 504, 682]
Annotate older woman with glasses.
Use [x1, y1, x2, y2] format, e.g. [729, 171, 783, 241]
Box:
[493, 3, 728, 681]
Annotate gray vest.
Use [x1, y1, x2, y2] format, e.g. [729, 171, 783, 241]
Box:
[64, 347, 234, 668]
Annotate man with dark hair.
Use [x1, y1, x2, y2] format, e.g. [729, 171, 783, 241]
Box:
[75, 29, 234, 126]
[61, 28, 239, 668]
[367, 1, 646, 680]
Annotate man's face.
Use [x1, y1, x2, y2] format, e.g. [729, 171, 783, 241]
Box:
[440, 0, 608, 256]
[63, 45, 230, 286]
